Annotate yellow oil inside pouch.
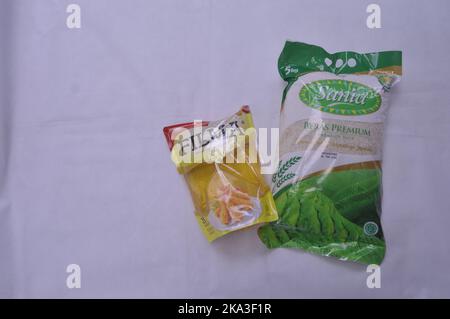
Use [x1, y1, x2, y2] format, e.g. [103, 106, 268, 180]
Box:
[163, 106, 278, 241]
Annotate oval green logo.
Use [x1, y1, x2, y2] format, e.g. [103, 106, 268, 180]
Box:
[299, 79, 381, 115]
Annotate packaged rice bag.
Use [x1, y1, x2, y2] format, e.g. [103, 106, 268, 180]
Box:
[258, 42, 402, 264]
[164, 106, 278, 242]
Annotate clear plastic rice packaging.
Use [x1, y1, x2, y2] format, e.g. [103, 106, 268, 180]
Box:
[258, 42, 402, 264]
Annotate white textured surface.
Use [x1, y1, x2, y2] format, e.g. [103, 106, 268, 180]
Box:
[1, 0, 450, 298]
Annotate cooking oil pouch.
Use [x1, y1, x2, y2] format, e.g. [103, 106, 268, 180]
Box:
[164, 106, 278, 242]
[258, 42, 402, 264]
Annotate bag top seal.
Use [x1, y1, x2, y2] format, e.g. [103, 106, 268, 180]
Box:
[278, 41, 402, 81]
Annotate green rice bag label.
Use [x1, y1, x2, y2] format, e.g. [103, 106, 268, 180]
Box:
[299, 79, 382, 115]
[258, 41, 402, 265]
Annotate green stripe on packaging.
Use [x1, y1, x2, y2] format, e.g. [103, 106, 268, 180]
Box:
[278, 41, 402, 81]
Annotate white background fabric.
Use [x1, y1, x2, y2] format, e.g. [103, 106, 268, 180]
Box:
[1, 0, 450, 298]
